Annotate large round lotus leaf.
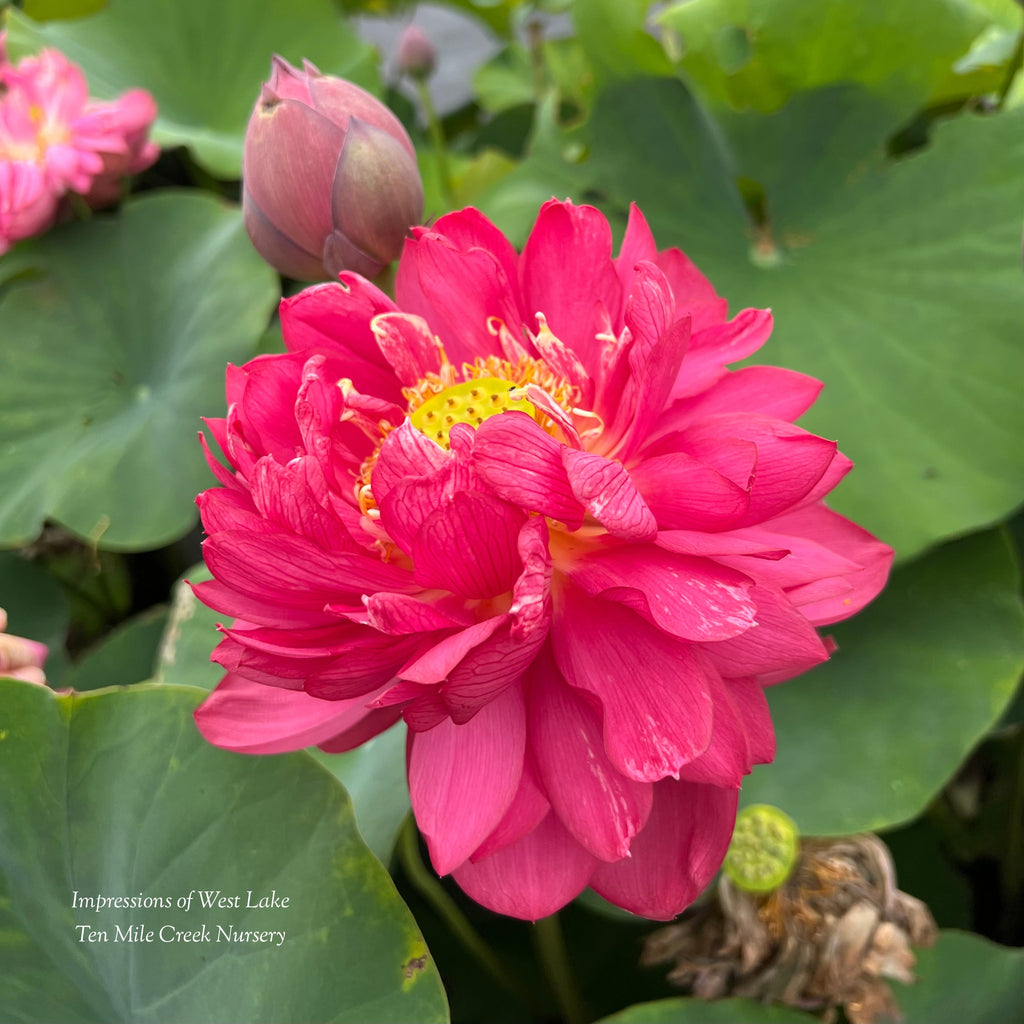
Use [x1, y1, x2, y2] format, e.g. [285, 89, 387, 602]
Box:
[0, 871, 101, 1024]
[655, 0, 1011, 112]
[0, 679, 449, 1024]
[570, 0, 674, 86]
[0, 192, 278, 551]
[5, 0, 377, 178]
[21, 0, 108, 20]
[596, 997, 816, 1023]
[587, 79, 1023, 557]
[741, 528, 1023, 835]
[891, 930, 1024, 1024]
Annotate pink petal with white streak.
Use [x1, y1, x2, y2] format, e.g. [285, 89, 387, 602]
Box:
[569, 543, 756, 642]
[674, 661, 751, 787]
[528, 650, 652, 861]
[472, 411, 584, 527]
[552, 587, 713, 782]
[702, 584, 831, 679]
[371, 312, 443, 386]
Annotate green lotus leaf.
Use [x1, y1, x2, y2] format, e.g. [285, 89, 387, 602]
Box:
[588, 79, 1022, 556]
[596, 996, 817, 1022]
[0, 192, 278, 551]
[5, 0, 377, 178]
[656, 0, 1014, 112]
[741, 528, 1023, 835]
[0, 679, 449, 1024]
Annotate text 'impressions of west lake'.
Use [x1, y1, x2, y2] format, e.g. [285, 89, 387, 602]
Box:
[71, 889, 291, 947]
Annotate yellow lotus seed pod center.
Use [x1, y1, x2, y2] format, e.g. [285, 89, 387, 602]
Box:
[409, 377, 535, 450]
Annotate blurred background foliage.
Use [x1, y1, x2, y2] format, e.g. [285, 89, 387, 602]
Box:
[0, 0, 1021, 1021]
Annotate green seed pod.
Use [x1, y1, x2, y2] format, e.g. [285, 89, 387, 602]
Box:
[724, 803, 799, 893]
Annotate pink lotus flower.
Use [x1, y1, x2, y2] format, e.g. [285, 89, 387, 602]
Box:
[396, 26, 437, 81]
[194, 200, 893, 921]
[0, 160, 60, 257]
[0, 607, 49, 685]
[0, 40, 158, 253]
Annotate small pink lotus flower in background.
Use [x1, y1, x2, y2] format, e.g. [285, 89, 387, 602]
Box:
[0, 35, 158, 254]
[0, 161, 60, 256]
[0, 607, 49, 686]
[193, 199, 893, 921]
[396, 25, 437, 81]
[78, 88, 159, 209]
[242, 56, 424, 282]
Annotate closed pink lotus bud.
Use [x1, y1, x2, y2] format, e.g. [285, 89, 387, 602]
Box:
[242, 56, 424, 281]
[396, 25, 437, 81]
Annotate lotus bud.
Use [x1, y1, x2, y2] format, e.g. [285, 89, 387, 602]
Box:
[396, 25, 437, 81]
[242, 56, 424, 281]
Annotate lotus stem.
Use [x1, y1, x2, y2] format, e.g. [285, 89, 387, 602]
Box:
[414, 79, 454, 209]
[397, 817, 542, 1016]
[533, 912, 587, 1024]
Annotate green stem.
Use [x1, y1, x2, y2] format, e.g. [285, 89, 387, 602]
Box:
[68, 193, 94, 223]
[533, 913, 587, 1024]
[398, 817, 542, 1017]
[415, 79, 454, 209]
[525, 15, 547, 102]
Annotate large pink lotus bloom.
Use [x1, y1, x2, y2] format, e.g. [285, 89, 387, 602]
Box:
[194, 200, 893, 921]
[0, 44, 158, 251]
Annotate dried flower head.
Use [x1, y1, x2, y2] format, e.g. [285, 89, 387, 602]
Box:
[643, 833, 937, 1023]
